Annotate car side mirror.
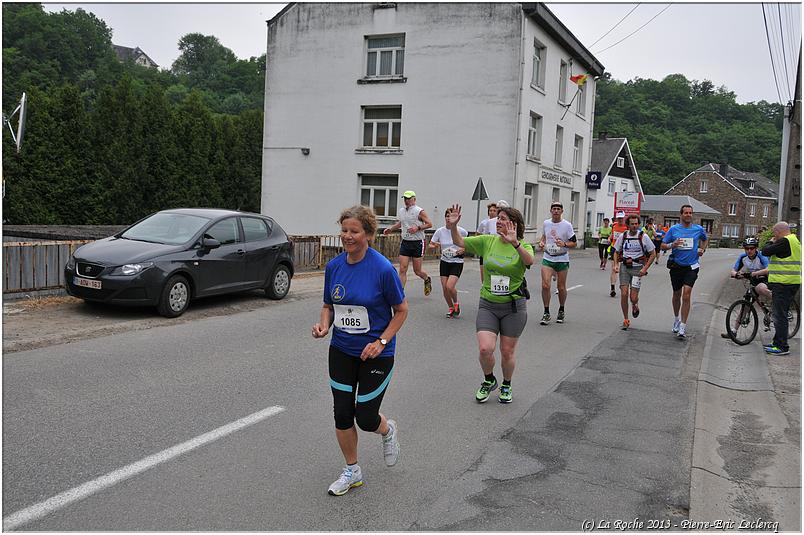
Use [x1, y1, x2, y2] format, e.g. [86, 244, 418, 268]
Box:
[201, 237, 221, 250]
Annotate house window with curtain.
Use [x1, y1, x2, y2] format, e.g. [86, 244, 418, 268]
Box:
[366, 35, 405, 78]
[554, 125, 564, 167]
[531, 40, 546, 89]
[523, 183, 535, 228]
[763, 205, 769, 218]
[527, 112, 542, 159]
[360, 174, 398, 217]
[728, 202, 737, 215]
[362, 106, 401, 148]
[749, 203, 756, 217]
[558, 60, 568, 103]
[608, 178, 616, 195]
[700, 179, 708, 193]
[573, 135, 583, 173]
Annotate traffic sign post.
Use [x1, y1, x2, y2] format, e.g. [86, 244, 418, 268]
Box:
[471, 177, 489, 231]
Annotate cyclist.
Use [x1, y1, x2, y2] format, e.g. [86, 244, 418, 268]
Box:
[730, 237, 770, 300]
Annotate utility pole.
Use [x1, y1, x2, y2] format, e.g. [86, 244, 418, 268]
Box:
[778, 50, 801, 232]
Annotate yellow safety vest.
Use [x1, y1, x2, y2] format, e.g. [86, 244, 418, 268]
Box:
[768, 234, 802, 284]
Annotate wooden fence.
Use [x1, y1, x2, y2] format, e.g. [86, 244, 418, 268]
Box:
[3, 233, 442, 295]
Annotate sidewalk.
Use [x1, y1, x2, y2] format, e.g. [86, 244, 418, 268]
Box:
[690, 281, 801, 530]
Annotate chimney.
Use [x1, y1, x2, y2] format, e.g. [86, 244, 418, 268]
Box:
[719, 163, 729, 177]
[598, 131, 608, 140]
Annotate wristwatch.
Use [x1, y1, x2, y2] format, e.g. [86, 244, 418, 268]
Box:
[378, 338, 387, 346]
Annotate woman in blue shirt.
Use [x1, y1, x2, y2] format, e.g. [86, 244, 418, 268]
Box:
[312, 206, 408, 496]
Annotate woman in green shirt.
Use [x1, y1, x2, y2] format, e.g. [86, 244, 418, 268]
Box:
[597, 218, 612, 270]
[446, 204, 534, 404]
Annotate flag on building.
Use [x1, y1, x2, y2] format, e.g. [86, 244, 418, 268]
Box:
[570, 74, 588, 86]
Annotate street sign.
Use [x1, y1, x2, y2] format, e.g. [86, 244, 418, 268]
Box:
[585, 171, 602, 189]
[471, 177, 488, 201]
[614, 191, 641, 215]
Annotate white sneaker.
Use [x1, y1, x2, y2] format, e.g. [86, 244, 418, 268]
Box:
[677, 326, 686, 339]
[672, 319, 681, 333]
[327, 465, 363, 496]
[382, 419, 400, 466]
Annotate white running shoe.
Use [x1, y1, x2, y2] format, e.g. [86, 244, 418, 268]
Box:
[382, 419, 400, 466]
[677, 326, 686, 339]
[328, 465, 363, 496]
[672, 319, 681, 333]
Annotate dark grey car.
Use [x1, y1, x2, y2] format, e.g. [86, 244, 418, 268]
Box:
[64, 208, 294, 317]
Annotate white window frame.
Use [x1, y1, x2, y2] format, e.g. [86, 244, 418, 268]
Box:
[596, 212, 605, 229]
[571, 191, 579, 224]
[576, 83, 586, 116]
[616, 156, 625, 168]
[573, 135, 583, 173]
[362, 106, 402, 149]
[621, 181, 628, 192]
[527, 112, 542, 159]
[558, 60, 568, 103]
[700, 179, 708, 193]
[763, 204, 769, 218]
[359, 174, 398, 217]
[746, 225, 758, 236]
[531, 40, 546, 89]
[722, 224, 740, 238]
[749, 203, 756, 217]
[365, 34, 405, 78]
[607, 178, 616, 195]
[523, 183, 535, 228]
[728, 202, 737, 216]
[551, 187, 560, 203]
[554, 125, 564, 167]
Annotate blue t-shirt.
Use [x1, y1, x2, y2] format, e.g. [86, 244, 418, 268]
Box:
[733, 252, 769, 272]
[323, 247, 405, 358]
[663, 224, 708, 266]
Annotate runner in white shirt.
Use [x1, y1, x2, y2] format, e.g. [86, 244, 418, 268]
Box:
[429, 208, 468, 317]
[476, 202, 498, 283]
[613, 214, 657, 330]
[383, 191, 433, 295]
[537, 202, 577, 325]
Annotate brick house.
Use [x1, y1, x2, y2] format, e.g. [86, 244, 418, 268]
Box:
[665, 163, 778, 240]
[640, 195, 721, 234]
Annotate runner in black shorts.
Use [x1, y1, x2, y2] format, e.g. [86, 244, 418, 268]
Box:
[429, 208, 468, 317]
[383, 191, 433, 295]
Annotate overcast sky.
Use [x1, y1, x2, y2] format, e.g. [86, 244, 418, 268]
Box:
[43, 2, 801, 104]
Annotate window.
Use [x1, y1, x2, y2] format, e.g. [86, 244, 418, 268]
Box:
[558, 60, 568, 103]
[206, 218, 240, 245]
[523, 183, 536, 227]
[576, 83, 586, 115]
[749, 181, 755, 190]
[366, 35, 404, 77]
[241, 217, 269, 242]
[554, 125, 564, 167]
[527, 112, 542, 159]
[573, 135, 583, 173]
[746, 225, 758, 236]
[616, 157, 625, 168]
[701, 219, 714, 233]
[362, 106, 401, 148]
[722, 224, 741, 238]
[552, 187, 560, 203]
[700, 179, 708, 193]
[728, 202, 737, 216]
[586, 210, 592, 231]
[607, 178, 616, 195]
[621, 181, 628, 192]
[359, 174, 398, 217]
[763, 204, 769, 218]
[665, 217, 679, 227]
[571, 191, 580, 224]
[749, 203, 756, 217]
[531, 40, 546, 89]
[596, 212, 605, 229]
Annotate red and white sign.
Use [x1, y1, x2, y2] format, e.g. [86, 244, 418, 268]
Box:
[614, 192, 641, 216]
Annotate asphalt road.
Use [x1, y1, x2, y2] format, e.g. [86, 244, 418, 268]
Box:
[3, 249, 737, 530]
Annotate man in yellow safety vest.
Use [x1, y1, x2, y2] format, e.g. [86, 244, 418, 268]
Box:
[761, 221, 801, 355]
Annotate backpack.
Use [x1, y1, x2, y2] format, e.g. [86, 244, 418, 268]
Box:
[621, 231, 648, 264]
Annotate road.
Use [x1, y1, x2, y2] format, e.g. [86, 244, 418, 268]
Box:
[0, 248, 786, 530]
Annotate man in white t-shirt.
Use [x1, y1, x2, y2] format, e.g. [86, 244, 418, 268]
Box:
[537, 202, 577, 325]
[613, 214, 657, 330]
[476, 202, 499, 283]
[429, 207, 468, 317]
[383, 191, 433, 295]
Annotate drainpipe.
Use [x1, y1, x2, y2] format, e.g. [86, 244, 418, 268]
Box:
[511, 11, 526, 205]
[584, 77, 598, 248]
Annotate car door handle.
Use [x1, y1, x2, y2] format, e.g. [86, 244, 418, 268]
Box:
[236, 249, 245, 255]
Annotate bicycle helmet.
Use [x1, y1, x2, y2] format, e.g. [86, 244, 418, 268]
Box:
[743, 237, 759, 247]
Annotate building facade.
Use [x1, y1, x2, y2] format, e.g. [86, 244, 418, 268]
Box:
[588, 133, 643, 237]
[640, 195, 721, 235]
[112, 44, 159, 69]
[665, 163, 778, 240]
[261, 3, 604, 242]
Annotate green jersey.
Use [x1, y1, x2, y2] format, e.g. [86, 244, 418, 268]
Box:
[463, 235, 534, 303]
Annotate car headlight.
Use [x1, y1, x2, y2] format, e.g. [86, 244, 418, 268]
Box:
[66, 255, 75, 270]
[116, 262, 154, 276]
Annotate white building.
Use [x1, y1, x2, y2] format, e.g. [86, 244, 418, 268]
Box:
[588, 133, 644, 237]
[261, 3, 604, 243]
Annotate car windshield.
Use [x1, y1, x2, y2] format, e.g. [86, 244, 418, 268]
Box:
[121, 213, 210, 245]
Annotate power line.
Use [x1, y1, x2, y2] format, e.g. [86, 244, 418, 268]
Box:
[594, 4, 672, 54]
[761, 3, 786, 104]
[777, 3, 793, 99]
[588, 4, 640, 48]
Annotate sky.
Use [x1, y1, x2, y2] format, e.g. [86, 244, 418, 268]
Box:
[43, 2, 801, 105]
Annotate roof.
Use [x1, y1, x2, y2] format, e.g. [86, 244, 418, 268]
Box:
[642, 195, 721, 215]
[268, 3, 605, 77]
[112, 44, 159, 68]
[591, 138, 625, 175]
[163, 208, 265, 220]
[694, 163, 778, 199]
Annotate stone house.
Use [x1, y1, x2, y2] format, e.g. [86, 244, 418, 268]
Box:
[261, 3, 604, 242]
[588, 133, 644, 236]
[665, 163, 778, 240]
[112, 44, 159, 69]
[640, 195, 721, 236]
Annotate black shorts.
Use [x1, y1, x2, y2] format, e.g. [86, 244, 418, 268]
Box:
[439, 260, 464, 278]
[653, 240, 663, 252]
[669, 265, 699, 291]
[597, 243, 609, 260]
[399, 239, 424, 258]
[750, 275, 769, 287]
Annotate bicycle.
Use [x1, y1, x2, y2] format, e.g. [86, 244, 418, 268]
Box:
[725, 274, 801, 345]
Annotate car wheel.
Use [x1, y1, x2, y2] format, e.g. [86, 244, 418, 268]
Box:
[265, 264, 291, 300]
[157, 275, 190, 317]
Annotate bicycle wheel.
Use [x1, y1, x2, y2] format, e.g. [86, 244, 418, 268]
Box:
[788, 300, 800, 338]
[726, 299, 759, 345]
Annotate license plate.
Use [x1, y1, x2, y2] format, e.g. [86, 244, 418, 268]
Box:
[74, 276, 102, 290]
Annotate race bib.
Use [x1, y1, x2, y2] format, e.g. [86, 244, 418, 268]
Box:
[546, 243, 565, 256]
[490, 275, 511, 295]
[630, 275, 642, 289]
[402, 227, 413, 240]
[678, 237, 694, 250]
[442, 246, 457, 259]
[333, 304, 370, 334]
[599, 238, 610, 245]
[690, 262, 700, 270]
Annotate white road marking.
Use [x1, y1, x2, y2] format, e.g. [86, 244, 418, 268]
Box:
[566, 285, 583, 292]
[3, 405, 285, 531]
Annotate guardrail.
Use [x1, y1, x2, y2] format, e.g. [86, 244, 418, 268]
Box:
[2, 233, 443, 295]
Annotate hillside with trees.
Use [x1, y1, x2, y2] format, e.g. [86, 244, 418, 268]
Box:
[593, 73, 784, 194]
[2, 4, 786, 224]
